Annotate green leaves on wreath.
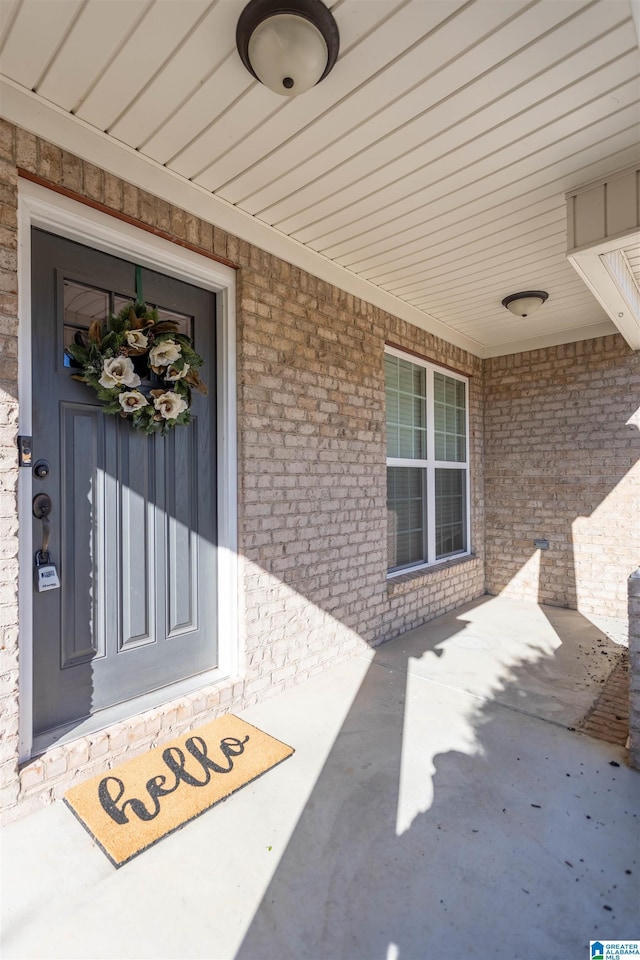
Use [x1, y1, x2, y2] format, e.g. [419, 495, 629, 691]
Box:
[63, 299, 207, 435]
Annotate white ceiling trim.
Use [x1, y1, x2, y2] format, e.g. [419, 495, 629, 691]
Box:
[1, 77, 485, 358]
[568, 236, 640, 350]
[480, 320, 617, 358]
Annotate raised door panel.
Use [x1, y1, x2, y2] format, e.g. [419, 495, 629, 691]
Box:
[31, 229, 218, 737]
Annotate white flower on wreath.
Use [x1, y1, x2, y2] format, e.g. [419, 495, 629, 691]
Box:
[126, 330, 148, 350]
[99, 356, 141, 389]
[149, 340, 181, 369]
[165, 362, 190, 382]
[153, 391, 188, 420]
[118, 390, 149, 412]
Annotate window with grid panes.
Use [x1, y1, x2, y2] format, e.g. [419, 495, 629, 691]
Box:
[385, 347, 470, 573]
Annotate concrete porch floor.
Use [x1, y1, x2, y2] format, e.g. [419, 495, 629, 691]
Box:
[1, 595, 638, 960]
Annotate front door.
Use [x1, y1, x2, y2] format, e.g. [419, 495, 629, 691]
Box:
[31, 229, 218, 738]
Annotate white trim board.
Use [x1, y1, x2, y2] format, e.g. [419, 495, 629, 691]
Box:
[2, 77, 483, 357]
[17, 179, 239, 761]
[568, 231, 640, 352]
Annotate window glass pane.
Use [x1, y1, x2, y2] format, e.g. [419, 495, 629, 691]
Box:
[384, 354, 398, 389]
[386, 392, 399, 425]
[385, 354, 427, 459]
[446, 379, 456, 405]
[434, 372, 466, 463]
[63, 281, 109, 367]
[398, 358, 414, 393]
[386, 351, 469, 572]
[435, 469, 466, 559]
[386, 424, 398, 457]
[399, 427, 414, 458]
[399, 393, 413, 425]
[387, 467, 426, 570]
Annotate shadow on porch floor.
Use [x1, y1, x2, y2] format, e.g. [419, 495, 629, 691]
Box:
[1, 595, 637, 960]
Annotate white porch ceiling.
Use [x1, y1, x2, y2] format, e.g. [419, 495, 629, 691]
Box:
[1, 0, 639, 358]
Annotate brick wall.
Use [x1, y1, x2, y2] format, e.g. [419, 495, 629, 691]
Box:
[484, 339, 640, 617]
[0, 123, 485, 819]
[629, 571, 640, 770]
[0, 122, 20, 817]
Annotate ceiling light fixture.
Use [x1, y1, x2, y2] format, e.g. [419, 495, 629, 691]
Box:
[236, 0, 339, 97]
[501, 290, 549, 318]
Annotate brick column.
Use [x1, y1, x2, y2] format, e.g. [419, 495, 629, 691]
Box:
[629, 570, 640, 769]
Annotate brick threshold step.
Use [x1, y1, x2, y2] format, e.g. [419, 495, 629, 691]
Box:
[578, 650, 629, 747]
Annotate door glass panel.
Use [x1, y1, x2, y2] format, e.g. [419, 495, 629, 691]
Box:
[155, 306, 193, 340]
[63, 281, 109, 367]
[113, 295, 193, 339]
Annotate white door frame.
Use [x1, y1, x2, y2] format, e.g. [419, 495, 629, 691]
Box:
[17, 179, 238, 761]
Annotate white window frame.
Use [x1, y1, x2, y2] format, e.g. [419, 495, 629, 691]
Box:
[385, 345, 471, 576]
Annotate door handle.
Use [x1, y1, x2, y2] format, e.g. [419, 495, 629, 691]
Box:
[33, 493, 52, 520]
[32, 493, 60, 591]
[33, 493, 53, 562]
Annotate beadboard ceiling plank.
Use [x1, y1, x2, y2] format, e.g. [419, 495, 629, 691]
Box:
[451, 295, 604, 338]
[360, 198, 564, 284]
[455, 310, 606, 344]
[318, 125, 640, 261]
[160, 0, 401, 176]
[453, 283, 598, 324]
[409, 261, 579, 317]
[270, 30, 636, 235]
[0, 0, 637, 355]
[0, 0, 82, 90]
[215, 0, 536, 205]
[403, 243, 568, 309]
[431, 273, 596, 321]
[75, 0, 211, 131]
[302, 97, 639, 256]
[450, 306, 615, 345]
[108, 0, 244, 147]
[36, 0, 148, 112]
[288, 80, 638, 251]
[383, 213, 567, 296]
[173, 0, 468, 184]
[339, 142, 640, 272]
[0, 0, 21, 48]
[351, 191, 565, 276]
[387, 228, 570, 301]
[418, 285, 608, 331]
[254, 0, 621, 226]
[142, 53, 264, 166]
[409, 248, 581, 301]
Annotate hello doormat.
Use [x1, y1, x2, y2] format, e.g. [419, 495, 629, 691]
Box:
[64, 715, 294, 867]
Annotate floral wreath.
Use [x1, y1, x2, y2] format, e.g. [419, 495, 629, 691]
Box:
[66, 301, 207, 435]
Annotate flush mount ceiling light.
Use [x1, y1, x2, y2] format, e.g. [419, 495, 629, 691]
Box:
[236, 0, 339, 97]
[501, 290, 549, 318]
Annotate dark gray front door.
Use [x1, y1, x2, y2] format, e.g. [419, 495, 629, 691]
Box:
[31, 228, 218, 738]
